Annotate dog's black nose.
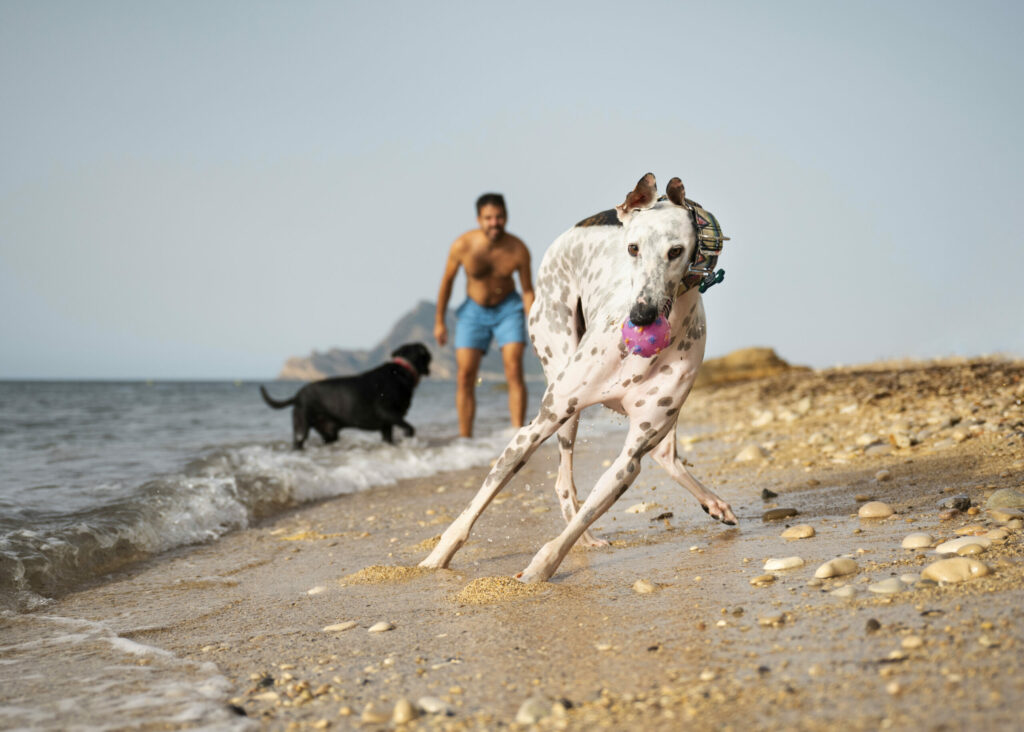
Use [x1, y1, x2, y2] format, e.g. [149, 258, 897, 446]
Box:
[629, 302, 659, 327]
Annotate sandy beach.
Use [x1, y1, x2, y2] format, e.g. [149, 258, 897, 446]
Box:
[4, 357, 1024, 730]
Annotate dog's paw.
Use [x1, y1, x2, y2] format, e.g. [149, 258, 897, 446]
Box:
[577, 531, 610, 548]
[702, 501, 738, 526]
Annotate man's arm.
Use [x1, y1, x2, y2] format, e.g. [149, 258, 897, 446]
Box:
[517, 242, 534, 315]
[435, 240, 463, 347]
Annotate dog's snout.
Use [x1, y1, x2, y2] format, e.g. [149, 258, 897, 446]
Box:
[629, 301, 659, 327]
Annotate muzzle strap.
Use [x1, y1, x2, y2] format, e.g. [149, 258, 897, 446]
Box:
[678, 201, 728, 296]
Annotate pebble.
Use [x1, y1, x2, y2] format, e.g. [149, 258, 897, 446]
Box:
[934, 536, 991, 554]
[899, 573, 919, 584]
[761, 488, 779, 500]
[781, 524, 815, 539]
[815, 557, 858, 578]
[858, 501, 895, 518]
[762, 507, 799, 521]
[1007, 518, 1024, 529]
[921, 557, 991, 583]
[986, 488, 1024, 509]
[361, 703, 390, 724]
[874, 469, 892, 482]
[939, 494, 971, 511]
[368, 621, 395, 633]
[757, 613, 785, 627]
[954, 524, 987, 536]
[957, 543, 986, 556]
[989, 507, 1024, 522]
[307, 585, 327, 595]
[632, 579, 657, 594]
[764, 556, 805, 571]
[392, 698, 418, 724]
[515, 696, 551, 725]
[735, 444, 767, 462]
[902, 636, 924, 650]
[322, 621, 358, 633]
[750, 574, 776, 586]
[625, 502, 656, 514]
[868, 577, 903, 594]
[901, 532, 933, 549]
[985, 528, 1010, 542]
[830, 585, 857, 598]
[417, 696, 453, 716]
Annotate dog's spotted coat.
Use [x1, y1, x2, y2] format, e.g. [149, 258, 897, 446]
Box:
[421, 174, 737, 582]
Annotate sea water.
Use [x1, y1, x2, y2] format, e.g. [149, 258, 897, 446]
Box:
[0, 378, 624, 612]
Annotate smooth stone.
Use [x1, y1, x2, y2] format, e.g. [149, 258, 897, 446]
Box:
[764, 556, 805, 570]
[901, 532, 933, 549]
[815, 557, 859, 578]
[902, 636, 924, 650]
[988, 507, 1024, 522]
[393, 698, 418, 724]
[934, 536, 991, 554]
[368, 621, 395, 633]
[417, 696, 453, 716]
[515, 697, 551, 725]
[750, 574, 776, 586]
[864, 443, 892, 456]
[762, 507, 799, 521]
[633, 579, 657, 594]
[761, 488, 779, 500]
[781, 524, 815, 539]
[921, 557, 991, 583]
[985, 528, 1010, 542]
[868, 577, 903, 594]
[830, 585, 858, 598]
[307, 585, 327, 595]
[986, 488, 1024, 509]
[899, 573, 919, 584]
[625, 502, 656, 514]
[322, 621, 358, 632]
[939, 494, 971, 511]
[757, 613, 785, 627]
[1007, 518, 1024, 529]
[954, 524, 986, 535]
[361, 703, 390, 724]
[956, 543, 986, 556]
[858, 501, 894, 518]
[735, 444, 767, 462]
[874, 469, 892, 482]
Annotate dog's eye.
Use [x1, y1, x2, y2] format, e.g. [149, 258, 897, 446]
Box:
[667, 246, 684, 260]
[627, 244, 639, 257]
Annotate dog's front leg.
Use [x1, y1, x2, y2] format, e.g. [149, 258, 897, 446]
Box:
[419, 385, 571, 570]
[554, 414, 608, 547]
[650, 428, 737, 525]
[517, 418, 670, 583]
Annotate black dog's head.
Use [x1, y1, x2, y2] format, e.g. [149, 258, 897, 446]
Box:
[392, 343, 432, 377]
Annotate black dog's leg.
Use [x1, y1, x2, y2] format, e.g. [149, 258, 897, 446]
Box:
[380, 424, 395, 444]
[398, 419, 415, 437]
[292, 410, 310, 450]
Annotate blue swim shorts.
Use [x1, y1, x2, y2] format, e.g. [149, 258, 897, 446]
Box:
[454, 292, 528, 353]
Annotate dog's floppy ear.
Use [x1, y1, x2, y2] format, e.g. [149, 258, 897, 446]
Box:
[615, 173, 658, 222]
[666, 177, 686, 207]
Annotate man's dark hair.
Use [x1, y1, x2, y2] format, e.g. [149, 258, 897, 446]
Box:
[476, 193, 506, 216]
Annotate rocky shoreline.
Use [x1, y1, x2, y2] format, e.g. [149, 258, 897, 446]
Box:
[5, 356, 1023, 730]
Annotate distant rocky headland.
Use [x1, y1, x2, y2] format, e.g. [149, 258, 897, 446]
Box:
[276, 300, 799, 384]
[276, 301, 543, 381]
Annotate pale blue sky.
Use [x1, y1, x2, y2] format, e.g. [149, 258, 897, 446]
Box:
[1, 1, 1022, 378]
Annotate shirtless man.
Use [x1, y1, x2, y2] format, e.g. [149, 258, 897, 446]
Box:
[435, 193, 534, 438]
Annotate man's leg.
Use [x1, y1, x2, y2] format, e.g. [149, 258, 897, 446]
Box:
[455, 348, 483, 437]
[501, 341, 527, 428]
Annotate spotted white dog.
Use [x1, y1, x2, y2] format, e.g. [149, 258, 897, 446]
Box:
[421, 173, 737, 582]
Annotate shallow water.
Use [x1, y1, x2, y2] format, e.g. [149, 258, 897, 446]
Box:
[0, 378, 624, 611]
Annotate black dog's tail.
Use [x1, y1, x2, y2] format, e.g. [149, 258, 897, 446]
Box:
[259, 385, 297, 409]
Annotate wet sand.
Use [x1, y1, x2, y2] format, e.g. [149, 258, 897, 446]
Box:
[7, 357, 1024, 730]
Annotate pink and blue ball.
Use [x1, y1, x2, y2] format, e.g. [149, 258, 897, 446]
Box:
[621, 316, 670, 357]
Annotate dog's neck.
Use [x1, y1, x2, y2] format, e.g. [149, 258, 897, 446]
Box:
[392, 357, 420, 385]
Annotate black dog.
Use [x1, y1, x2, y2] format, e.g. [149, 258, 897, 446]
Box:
[260, 343, 432, 449]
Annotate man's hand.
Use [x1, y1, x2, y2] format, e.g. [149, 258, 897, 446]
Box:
[434, 321, 448, 347]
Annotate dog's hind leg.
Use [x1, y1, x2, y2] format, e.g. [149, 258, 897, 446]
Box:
[650, 427, 737, 525]
[554, 414, 608, 547]
[420, 384, 577, 570]
[292, 411, 310, 450]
